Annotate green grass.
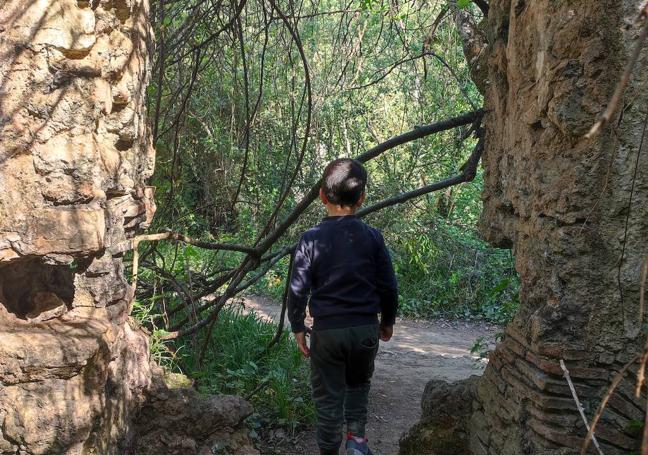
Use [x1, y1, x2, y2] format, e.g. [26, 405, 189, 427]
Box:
[181, 306, 315, 431]
[131, 297, 182, 371]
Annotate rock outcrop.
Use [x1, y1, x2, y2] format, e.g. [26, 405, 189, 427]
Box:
[403, 0, 648, 454]
[129, 366, 258, 455]
[399, 377, 478, 455]
[0, 1, 256, 454]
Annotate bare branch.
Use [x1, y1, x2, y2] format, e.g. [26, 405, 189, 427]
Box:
[560, 359, 604, 455]
[115, 232, 258, 256]
[357, 133, 483, 217]
[254, 109, 484, 255]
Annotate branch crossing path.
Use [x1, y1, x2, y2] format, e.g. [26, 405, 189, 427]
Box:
[241, 296, 499, 455]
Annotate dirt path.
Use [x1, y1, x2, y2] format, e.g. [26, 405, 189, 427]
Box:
[240, 296, 499, 455]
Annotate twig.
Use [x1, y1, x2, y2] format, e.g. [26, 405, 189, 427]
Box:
[638, 343, 648, 398]
[643, 395, 648, 455]
[560, 359, 604, 455]
[636, 257, 648, 398]
[640, 257, 648, 331]
[586, 19, 648, 138]
[117, 231, 258, 255]
[581, 355, 639, 454]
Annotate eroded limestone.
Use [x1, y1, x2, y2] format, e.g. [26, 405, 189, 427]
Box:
[0, 1, 256, 453]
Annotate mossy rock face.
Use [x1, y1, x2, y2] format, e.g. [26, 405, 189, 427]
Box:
[399, 418, 469, 455]
[164, 371, 194, 389]
[398, 377, 478, 455]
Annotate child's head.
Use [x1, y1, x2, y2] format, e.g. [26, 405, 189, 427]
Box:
[320, 158, 367, 208]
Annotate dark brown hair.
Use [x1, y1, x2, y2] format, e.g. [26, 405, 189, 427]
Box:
[321, 158, 367, 207]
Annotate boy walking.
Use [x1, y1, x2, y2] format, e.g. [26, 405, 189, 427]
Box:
[287, 158, 398, 455]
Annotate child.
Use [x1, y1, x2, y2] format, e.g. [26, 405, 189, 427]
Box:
[287, 158, 398, 455]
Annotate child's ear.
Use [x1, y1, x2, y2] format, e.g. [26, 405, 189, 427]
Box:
[319, 188, 328, 205]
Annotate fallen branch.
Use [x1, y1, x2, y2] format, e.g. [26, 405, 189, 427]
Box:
[148, 110, 485, 340]
[357, 133, 483, 218]
[560, 359, 604, 455]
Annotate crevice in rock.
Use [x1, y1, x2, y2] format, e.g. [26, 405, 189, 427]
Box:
[116, 137, 134, 151]
[0, 260, 75, 320]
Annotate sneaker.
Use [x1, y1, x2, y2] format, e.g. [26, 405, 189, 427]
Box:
[345, 432, 373, 455]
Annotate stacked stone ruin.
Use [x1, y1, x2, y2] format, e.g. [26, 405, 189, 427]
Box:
[402, 0, 648, 454]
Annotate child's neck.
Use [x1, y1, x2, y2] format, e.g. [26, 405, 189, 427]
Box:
[325, 204, 357, 217]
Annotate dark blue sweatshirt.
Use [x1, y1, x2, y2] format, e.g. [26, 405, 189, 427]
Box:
[287, 215, 398, 332]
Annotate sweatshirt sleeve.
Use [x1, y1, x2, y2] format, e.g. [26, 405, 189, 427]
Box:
[287, 235, 312, 333]
[375, 231, 398, 327]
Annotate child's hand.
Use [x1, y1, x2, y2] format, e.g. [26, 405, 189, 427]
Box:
[380, 325, 393, 342]
[294, 332, 311, 358]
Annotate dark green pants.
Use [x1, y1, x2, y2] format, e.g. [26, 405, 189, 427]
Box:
[310, 324, 380, 452]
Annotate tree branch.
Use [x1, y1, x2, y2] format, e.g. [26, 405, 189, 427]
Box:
[116, 232, 258, 256]
[356, 133, 483, 217]
[153, 110, 484, 340]
[253, 109, 484, 254]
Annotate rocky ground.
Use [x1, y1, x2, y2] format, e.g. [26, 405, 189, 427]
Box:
[241, 296, 499, 455]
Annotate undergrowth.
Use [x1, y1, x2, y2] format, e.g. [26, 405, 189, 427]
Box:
[189, 306, 314, 431]
[135, 303, 315, 432]
[387, 221, 519, 324]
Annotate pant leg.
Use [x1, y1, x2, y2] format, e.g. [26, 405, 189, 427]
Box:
[311, 329, 346, 452]
[344, 324, 379, 438]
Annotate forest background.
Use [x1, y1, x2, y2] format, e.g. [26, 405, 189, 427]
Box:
[134, 0, 517, 434]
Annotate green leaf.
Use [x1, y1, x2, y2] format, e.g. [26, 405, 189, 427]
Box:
[457, 0, 472, 8]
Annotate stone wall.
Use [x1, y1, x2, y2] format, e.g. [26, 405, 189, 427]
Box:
[402, 0, 648, 454]
[0, 1, 256, 454]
